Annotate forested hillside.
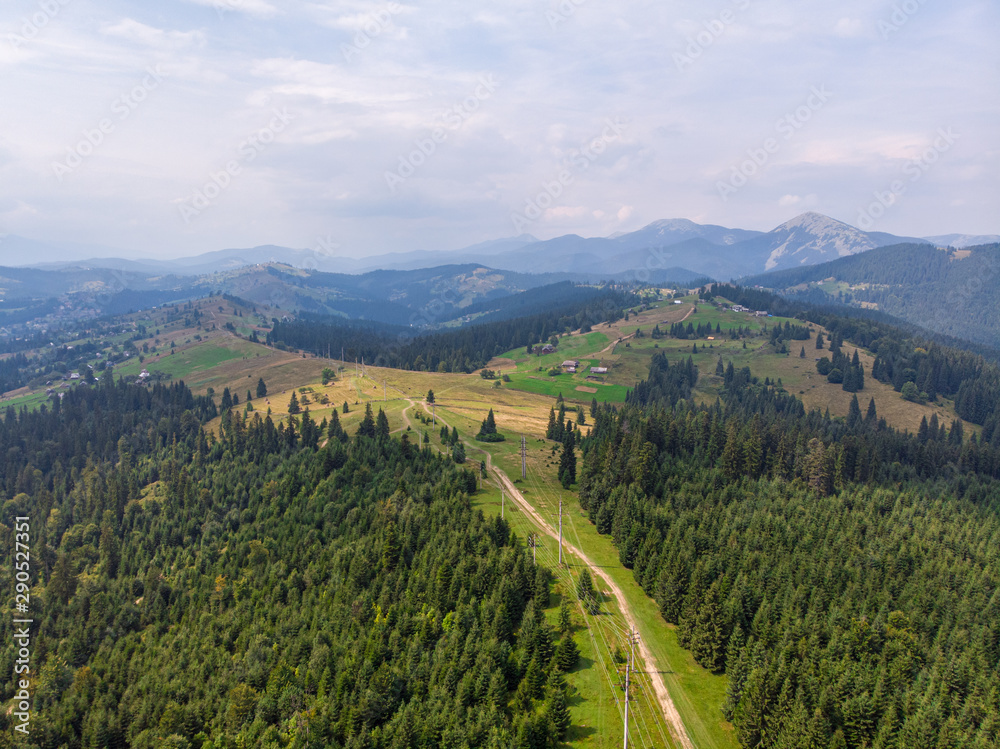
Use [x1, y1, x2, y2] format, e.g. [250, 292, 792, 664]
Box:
[0, 377, 578, 748]
[577, 353, 1000, 748]
[268, 289, 632, 373]
[710, 285, 1000, 445]
[742, 243, 1000, 348]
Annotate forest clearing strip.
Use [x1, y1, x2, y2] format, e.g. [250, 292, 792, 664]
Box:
[491, 468, 694, 749]
[419, 398, 694, 748]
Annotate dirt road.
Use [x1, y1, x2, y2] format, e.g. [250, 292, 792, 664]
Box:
[490, 468, 695, 749]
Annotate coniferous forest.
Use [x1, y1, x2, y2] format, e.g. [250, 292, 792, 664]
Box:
[579, 354, 1000, 748]
[0, 376, 577, 748]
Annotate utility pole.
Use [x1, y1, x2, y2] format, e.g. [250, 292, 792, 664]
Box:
[501, 487, 504, 520]
[432, 403, 436, 424]
[520, 435, 527, 479]
[624, 629, 639, 748]
[383, 379, 386, 402]
[558, 497, 563, 566]
[530, 534, 536, 565]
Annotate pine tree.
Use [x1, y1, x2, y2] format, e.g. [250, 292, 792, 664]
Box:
[558, 600, 573, 634]
[256, 377, 267, 398]
[865, 397, 877, 425]
[287, 391, 301, 414]
[376, 408, 390, 440]
[327, 408, 344, 441]
[555, 635, 579, 672]
[576, 568, 598, 614]
[558, 430, 576, 488]
[357, 403, 376, 438]
[690, 580, 727, 672]
[547, 686, 571, 736]
[546, 407, 557, 439]
[847, 395, 862, 428]
[800, 346, 806, 358]
[426, 389, 435, 404]
[590, 397, 599, 418]
[816, 332, 824, 349]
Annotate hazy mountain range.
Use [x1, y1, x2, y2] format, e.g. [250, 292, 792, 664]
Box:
[5, 212, 993, 282]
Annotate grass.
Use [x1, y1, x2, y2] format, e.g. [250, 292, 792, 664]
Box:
[471, 435, 737, 749]
[472, 482, 677, 748]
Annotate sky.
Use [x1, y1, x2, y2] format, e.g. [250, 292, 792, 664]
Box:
[0, 0, 997, 261]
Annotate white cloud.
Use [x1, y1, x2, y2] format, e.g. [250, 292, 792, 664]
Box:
[101, 19, 205, 50]
[0, 0, 995, 254]
[182, 0, 279, 18]
[833, 17, 867, 38]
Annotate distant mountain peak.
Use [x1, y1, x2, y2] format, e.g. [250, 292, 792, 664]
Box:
[765, 212, 876, 270]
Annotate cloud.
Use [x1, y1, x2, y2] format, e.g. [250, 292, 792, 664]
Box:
[0, 0, 996, 255]
[101, 19, 205, 50]
[832, 17, 867, 38]
[181, 0, 280, 18]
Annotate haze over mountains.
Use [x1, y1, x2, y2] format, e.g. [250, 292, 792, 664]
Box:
[3, 212, 988, 282]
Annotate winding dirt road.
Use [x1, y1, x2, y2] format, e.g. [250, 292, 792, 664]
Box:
[416, 399, 694, 748]
[490, 468, 695, 749]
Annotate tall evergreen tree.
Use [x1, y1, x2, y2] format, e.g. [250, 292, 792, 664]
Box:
[375, 408, 390, 441]
[357, 402, 376, 438]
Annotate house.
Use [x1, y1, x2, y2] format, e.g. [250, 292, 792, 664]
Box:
[754, 310, 768, 317]
[590, 367, 608, 374]
[139, 369, 150, 380]
[69, 373, 80, 380]
[673, 300, 683, 305]
[539, 344, 556, 354]
[562, 360, 579, 368]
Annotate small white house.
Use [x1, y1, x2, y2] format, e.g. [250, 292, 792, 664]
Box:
[590, 367, 608, 374]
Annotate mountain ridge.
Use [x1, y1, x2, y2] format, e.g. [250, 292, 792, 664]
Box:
[5, 212, 990, 281]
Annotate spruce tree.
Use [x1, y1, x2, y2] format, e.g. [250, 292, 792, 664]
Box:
[375, 408, 390, 440]
[576, 568, 598, 614]
[558, 430, 576, 488]
[357, 403, 376, 438]
[287, 391, 301, 415]
[256, 377, 267, 398]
